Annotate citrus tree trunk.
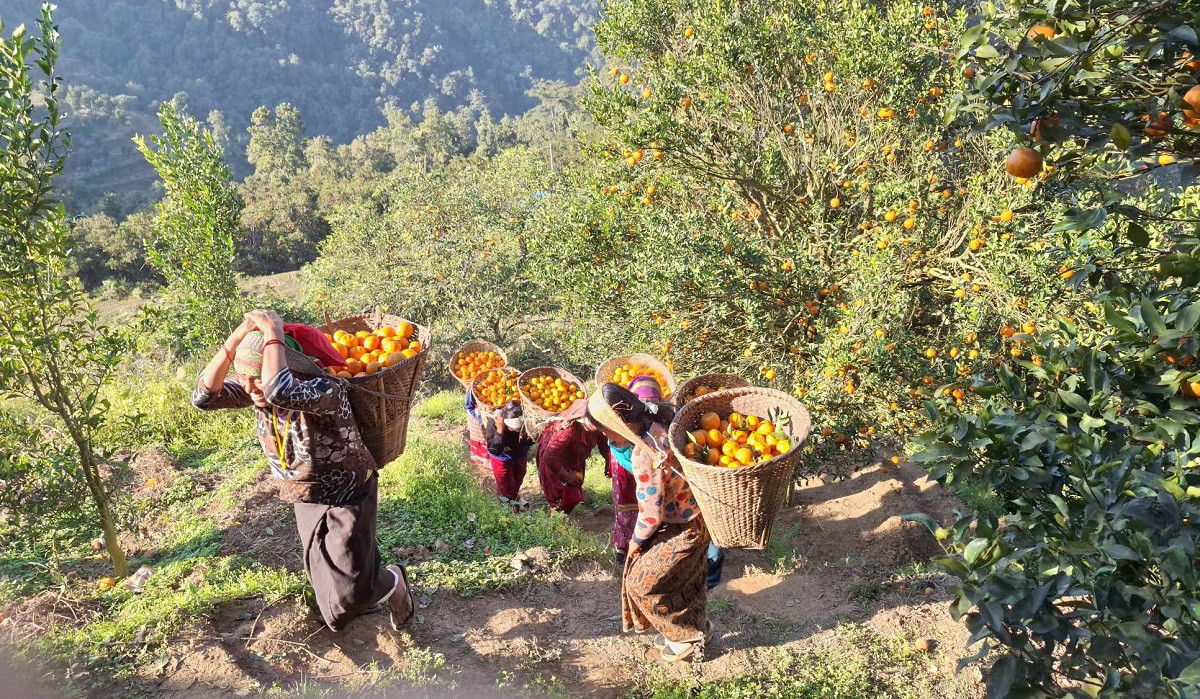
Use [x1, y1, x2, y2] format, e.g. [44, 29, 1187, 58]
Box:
[80, 445, 128, 577]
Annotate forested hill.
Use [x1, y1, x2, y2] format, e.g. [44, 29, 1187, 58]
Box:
[0, 0, 598, 212]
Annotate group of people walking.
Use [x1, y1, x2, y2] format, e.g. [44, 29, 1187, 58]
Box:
[195, 311, 715, 662]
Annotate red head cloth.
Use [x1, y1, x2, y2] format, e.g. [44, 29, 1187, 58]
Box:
[284, 323, 346, 369]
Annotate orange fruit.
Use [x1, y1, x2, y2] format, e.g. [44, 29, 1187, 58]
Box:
[699, 412, 721, 430]
[734, 447, 753, 466]
[691, 429, 708, 447]
[363, 335, 381, 352]
[384, 351, 404, 367]
[366, 361, 383, 375]
[707, 429, 725, 448]
[398, 322, 415, 339]
[1026, 24, 1057, 40]
[408, 341, 423, 353]
[706, 449, 721, 465]
[1005, 148, 1043, 178]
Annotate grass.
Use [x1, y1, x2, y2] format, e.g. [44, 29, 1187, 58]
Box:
[412, 390, 468, 427]
[37, 556, 306, 680]
[640, 624, 939, 699]
[376, 432, 607, 595]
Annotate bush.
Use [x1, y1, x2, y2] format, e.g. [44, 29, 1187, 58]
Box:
[912, 0, 1200, 695]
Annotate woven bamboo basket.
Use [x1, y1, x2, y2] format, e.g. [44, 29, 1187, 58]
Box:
[668, 387, 812, 549]
[449, 340, 508, 389]
[595, 354, 677, 400]
[675, 373, 751, 408]
[518, 367, 587, 440]
[470, 366, 522, 420]
[320, 309, 431, 466]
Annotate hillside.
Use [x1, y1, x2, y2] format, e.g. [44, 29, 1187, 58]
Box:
[0, 0, 599, 211]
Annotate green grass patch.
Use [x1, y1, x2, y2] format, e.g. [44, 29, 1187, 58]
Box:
[412, 390, 468, 427]
[377, 434, 606, 595]
[640, 624, 936, 698]
[38, 555, 305, 679]
[953, 477, 1004, 519]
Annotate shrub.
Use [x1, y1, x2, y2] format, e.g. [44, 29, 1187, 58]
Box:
[911, 0, 1200, 695]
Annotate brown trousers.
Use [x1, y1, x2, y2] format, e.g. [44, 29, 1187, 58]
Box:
[294, 474, 395, 631]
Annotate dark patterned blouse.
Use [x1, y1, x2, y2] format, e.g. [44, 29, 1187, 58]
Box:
[192, 368, 377, 506]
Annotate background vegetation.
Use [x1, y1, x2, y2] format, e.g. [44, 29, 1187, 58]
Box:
[2, 0, 1200, 696]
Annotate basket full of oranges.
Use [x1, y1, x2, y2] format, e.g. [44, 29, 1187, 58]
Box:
[518, 367, 588, 436]
[450, 341, 507, 389]
[321, 308, 431, 466]
[668, 386, 812, 549]
[596, 354, 676, 400]
[470, 366, 521, 419]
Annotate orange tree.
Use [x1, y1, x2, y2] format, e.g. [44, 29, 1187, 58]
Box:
[304, 148, 558, 358]
[907, 0, 1200, 695]
[0, 6, 128, 576]
[535, 0, 1067, 461]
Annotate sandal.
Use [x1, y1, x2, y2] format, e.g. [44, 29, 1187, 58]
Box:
[386, 564, 416, 630]
[655, 620, 714, 650]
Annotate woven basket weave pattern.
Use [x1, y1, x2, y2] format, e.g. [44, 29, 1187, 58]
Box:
[595, 353, 677, 397]
[449, 340, 508, 389]
[324, 313, 431, 466]
[669, 387, 812, 549]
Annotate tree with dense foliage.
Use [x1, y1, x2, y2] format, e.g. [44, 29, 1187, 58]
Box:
[911, 1, 1200, 695]
[0, 4, 127, 576]
[135, 102, 244, 350]
[246, 102, 307, 181]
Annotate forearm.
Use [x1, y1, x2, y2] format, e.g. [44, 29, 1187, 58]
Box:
[199, 322, 249, 393]
[260, 323, 286, 388]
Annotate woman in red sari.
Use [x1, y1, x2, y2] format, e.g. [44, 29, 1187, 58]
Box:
[535, 401, 609, 514]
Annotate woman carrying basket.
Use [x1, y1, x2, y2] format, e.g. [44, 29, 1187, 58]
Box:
[587, 380, 712, 663]
[535, 400, 609, 515]
[192, 309, 415, 633]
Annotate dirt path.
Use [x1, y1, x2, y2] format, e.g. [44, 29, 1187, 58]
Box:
[105, 456, 980, 697]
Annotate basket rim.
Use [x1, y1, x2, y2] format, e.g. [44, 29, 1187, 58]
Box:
[449, 340, 508, 388]
[324, 314, 431, 384]
[595, 353, 678, 395]
[676, 373, 752, 405]
[668, 386, 812, 475]
[518, 366, 588, 417]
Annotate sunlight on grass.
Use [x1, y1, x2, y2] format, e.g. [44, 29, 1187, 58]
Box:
[377, 434, 606, 595]
[41, 556, 305, 678]
[642, 624, 934, 699]
[412, 390, 467, 427]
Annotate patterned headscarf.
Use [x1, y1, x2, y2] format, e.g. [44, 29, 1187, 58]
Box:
[234, 331, 304, 378]
[627, 375, 664, 402]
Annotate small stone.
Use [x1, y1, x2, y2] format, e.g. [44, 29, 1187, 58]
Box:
[913, 637, 937, 653]
[434, 538, 451, 555]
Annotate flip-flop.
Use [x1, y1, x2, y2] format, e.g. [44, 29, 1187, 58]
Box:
[660, 641, 699, 663]
[387, 564, 416, 630]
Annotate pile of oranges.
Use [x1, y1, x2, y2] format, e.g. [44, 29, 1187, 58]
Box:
[327, 323, 422, 378]
[475, 367, 521, 408]
[682, 410, 792, 467]
[522, 374, 586, 413]
[454, 350, 505, 383]
[607, 361, 673, 399]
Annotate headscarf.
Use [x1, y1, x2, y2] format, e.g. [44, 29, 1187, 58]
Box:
[234, 331, 304, 378]
[234, 325, 345, 378]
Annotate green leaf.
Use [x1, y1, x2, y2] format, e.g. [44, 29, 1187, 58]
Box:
[1111, 123, 1131, 150]
[1176, 301, 1200, 332]
[986, 655, 1018, 698]
[1057, 389, 1090, 413]
[1141, 297, 1167, 336]
[901, 512, 938, 534]
[964, 537, 989, 564]
[1126, 221, 1149, 248]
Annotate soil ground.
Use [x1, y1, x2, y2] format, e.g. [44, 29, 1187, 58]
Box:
[2, 421, 983, 698]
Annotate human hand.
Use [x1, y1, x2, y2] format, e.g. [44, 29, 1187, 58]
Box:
[226, 317, 254, 348]
[245, 309, 285, 338]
